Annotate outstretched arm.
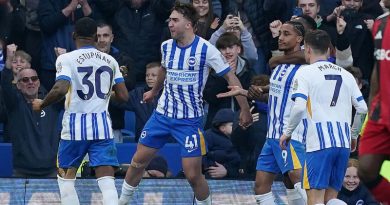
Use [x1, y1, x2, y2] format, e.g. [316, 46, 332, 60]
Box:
[223, 70, 253, 128]
[268, 50, 305, 69]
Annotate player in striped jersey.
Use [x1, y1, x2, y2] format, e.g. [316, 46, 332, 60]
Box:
[280, 30, 368, 205]
[217, 21, 308, 205]
[32, 17, 129, 205]
[118, 3, 252, 205]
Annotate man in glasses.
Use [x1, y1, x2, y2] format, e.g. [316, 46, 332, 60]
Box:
[1, 67, 61, 177]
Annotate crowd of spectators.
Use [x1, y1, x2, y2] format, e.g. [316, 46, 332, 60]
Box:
[0, 0, 387, 202]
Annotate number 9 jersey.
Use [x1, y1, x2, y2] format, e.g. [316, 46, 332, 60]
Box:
[55, 46, 124, 141]
[291, 61, 367, 152]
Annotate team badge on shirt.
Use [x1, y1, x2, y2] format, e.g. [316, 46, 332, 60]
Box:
[187, 56, 198, 67]
[140, 131, 147, 139]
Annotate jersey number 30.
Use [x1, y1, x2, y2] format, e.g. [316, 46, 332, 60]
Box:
[77, 66, 113, 100]
[324, 74, 342, 107]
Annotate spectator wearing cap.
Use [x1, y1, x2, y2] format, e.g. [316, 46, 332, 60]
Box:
[143, 156, 169, 178]
[202, 108, 241, 179]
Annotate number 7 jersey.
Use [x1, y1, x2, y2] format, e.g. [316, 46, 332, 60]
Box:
[55, 46, 124, 140]
[291, 61, 366, 152]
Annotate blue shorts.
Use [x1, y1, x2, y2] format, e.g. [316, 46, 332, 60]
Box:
[256, 139, 305, 174]
[58, 139, 118, 168]
[139, 111, 207, 157]
[302, 147, 349, 190]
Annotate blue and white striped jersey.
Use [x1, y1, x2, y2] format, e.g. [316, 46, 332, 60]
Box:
[156, 36, 230, 119]
[55, 46, 124, 140]
[267, 64, 307, 142]
[292, 61, 366, 152]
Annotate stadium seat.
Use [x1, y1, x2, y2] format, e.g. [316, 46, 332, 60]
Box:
[122, 111, 136, 142]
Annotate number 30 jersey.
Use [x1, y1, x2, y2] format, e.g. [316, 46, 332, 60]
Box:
[291, 61, 366, 152]
[55, 46, 124, 140]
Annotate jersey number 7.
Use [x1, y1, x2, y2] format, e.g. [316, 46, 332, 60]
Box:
[324, 74, 342, 107]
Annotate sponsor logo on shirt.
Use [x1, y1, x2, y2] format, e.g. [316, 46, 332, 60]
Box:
[374, 49, 390, 61]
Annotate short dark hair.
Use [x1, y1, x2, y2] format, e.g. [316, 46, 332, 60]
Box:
[96, 20, 112, 31]
[295, 15, 317, 30]
[172, 2, 199, 27]
[216, 32, 242, 50]
[74, 17, 97, 38]
[297, 0, 320, 6]
[304, 30, 330, 54]
[284, 21, 306, 37]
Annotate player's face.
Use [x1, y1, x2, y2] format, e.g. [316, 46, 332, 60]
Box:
[96, 26, 114, 53]
[192, 0, 210, 18]
[11, 56, 31, 75]
[343, 166, 360, 191]
[342, 0, 363, 11]
[298, 0, 320, 19]
[278, 24, 302, 52]
[16, 69, 40, 98]
[145, 66, 159, 88]
[168, 10, 192, 40]
[219, 44, 241, 64]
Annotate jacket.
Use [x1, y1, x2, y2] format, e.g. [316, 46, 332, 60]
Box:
[338, 185, 379, 205]
[203, 127, 241, 178]
[112, 0, 174, 81]
[1, 69, 60, 176]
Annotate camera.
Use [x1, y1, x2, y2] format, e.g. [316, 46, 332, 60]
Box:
[341, 8, 358, 20]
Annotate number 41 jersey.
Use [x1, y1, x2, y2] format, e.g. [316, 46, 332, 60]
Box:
[55, 46, 124, 141]
[291, 61, 366, 152]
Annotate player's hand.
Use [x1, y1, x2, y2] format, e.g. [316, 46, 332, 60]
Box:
[251, 106, 260, 123]
[248, 85, 264, 100]
[32, 99, 43, 112]
[364, 19, 374, 31]
[216, 86, 245, 98]
[350, 138, 357, 152]
[239, 108, 253, 129]
[336, 16, 347, 34]
[207, 162, 227, 178]
[142, 90, 156, 104]
[269, 20, 282, 38]
[279, 134, 291, 150]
